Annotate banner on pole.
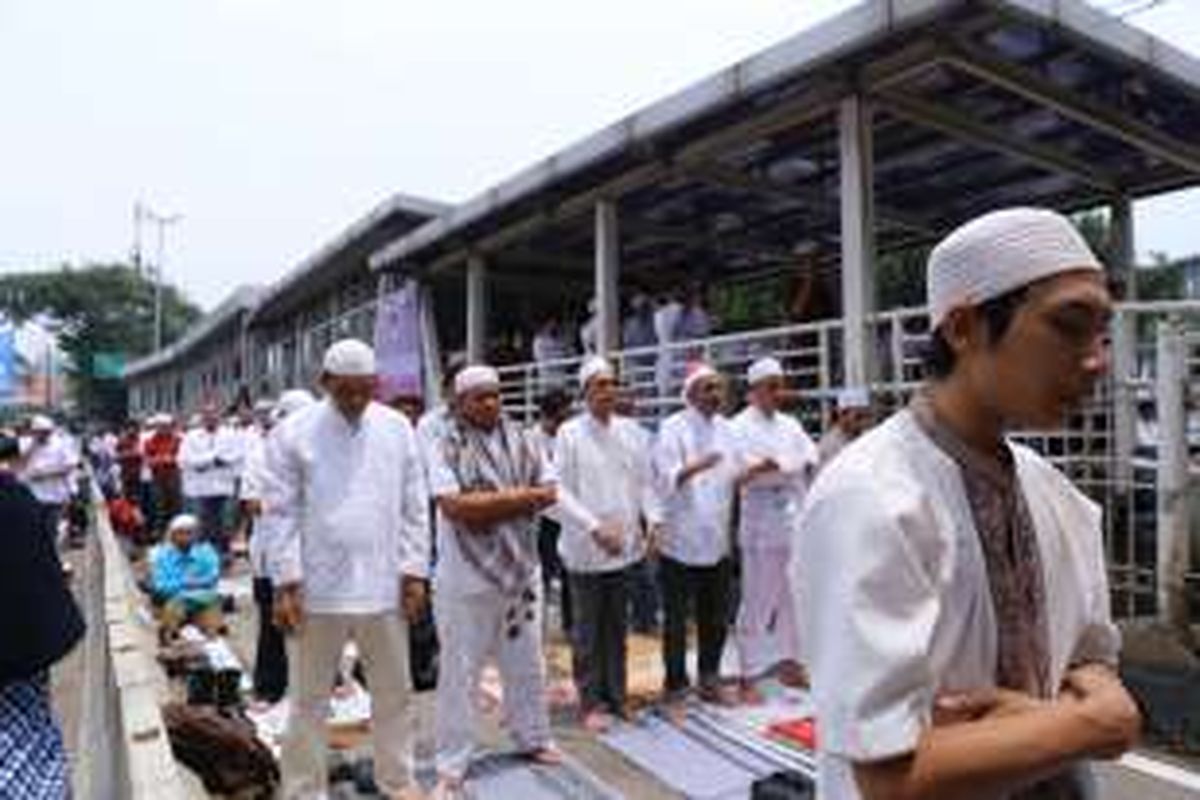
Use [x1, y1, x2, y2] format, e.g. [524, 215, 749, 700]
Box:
[374, 282, 424, 401]
[0, 327, 15, 398]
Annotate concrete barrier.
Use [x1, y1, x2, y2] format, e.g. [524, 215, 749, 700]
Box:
[74, 495, 193, 800]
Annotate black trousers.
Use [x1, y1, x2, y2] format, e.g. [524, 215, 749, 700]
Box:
[409, 585, 439, 693]
[568, 569, 629, 715]
[538, 518, 572, 632]
[251, 577, 288, 703]
[660, 556, 731, 695]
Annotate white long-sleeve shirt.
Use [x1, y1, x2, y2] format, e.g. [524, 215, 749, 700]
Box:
[265, 400, 430, 615]
[425, 417, 598, 597]
[554, 413, 663, 573]
[179, 425, 242, 498]
[653, 406, 739, 566]
[20, 434, 77, 504]
[238, 429, 274, 577]
[731, 405, 819, 550]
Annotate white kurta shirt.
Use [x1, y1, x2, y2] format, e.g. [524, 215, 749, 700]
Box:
[554, 413, 663, 573]
[653, 407, 739, 566]
[20, 434, 76, 504]
[179, 425, 242, 498]
[731, 405, 819, 550]
[794, 410, 1120, 800]
[266, 400, 430, 615]
[238, 429, 273, 577]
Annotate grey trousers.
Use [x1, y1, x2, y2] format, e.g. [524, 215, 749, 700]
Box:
[568, 568, 629, 715]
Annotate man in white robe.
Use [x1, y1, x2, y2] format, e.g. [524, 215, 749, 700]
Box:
[795, 208, 1140, 800]
[268, 340, 430, 800]
[730, 357, 818, 699]
[653, 361, 740, 715]
[427, 365, 599, 795]
[555, 357, 663, 731]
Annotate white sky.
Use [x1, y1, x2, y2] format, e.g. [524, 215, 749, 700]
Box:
[1, 0, 1198, 310]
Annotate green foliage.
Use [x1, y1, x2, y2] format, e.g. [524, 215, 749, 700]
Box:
[0, 263, 202, 421]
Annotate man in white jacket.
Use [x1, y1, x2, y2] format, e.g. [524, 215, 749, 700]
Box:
[730, 357, 818, 699]
[653, 361, 740, 715]
[179, 404, 242, 558]
[268, 340, 429, 800]
[555, 357, 662, 732]
[796, 208, 1140, 800]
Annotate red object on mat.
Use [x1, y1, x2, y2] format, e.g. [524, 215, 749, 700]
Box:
[767, 717, 818, 750]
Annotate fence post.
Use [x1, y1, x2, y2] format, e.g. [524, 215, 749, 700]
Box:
[1111, 309, 1136, 488]
[1155, 318, 1190, 635]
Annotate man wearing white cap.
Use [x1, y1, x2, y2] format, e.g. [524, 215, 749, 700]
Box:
[149, 513, 223, 638]
[730, 358, 818, 700]
[179, 402, 243, 558]
[816, 386, 873, 467]
[18, 415, 77, 539]
[554, 357, 663, 732]
[427, 363, 599, 793]
[240, 389, 313, 705]
[267, 339, 429, 800]
[653, 360, 740, 715]
[796, 208, 1138, 800]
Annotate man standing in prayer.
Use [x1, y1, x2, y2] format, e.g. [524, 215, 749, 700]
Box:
[18, 415, 77, 540]
[529, 388, 574, 634]
[268, 339, 430, 800]
[730, 357, 818, 700]
[428, 365, 599, 795]
[653, 361, 740, 717]
[0, 436, 84, 800]
[179, 403, 243, 558]
[555, 357, 663, 732]
[144, 413, 183, 534]
[796, 208, 1140, 799]
[241, 389, 314, 705]
[816, 386, 873, 467]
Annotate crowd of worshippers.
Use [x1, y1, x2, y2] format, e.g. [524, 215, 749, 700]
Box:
[238, 208, 1139, 800]
[0, 207, 1144, 800]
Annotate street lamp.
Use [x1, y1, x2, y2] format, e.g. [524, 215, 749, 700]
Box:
[138, 205, 182, 351]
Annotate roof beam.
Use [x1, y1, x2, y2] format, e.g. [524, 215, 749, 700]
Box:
[943, 46, 1200, 177]
[678, 161, 938, 236]
[871, 89, 1122, 194]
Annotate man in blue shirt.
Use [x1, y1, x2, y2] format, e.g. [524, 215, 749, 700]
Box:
[151, 513, 223, 637]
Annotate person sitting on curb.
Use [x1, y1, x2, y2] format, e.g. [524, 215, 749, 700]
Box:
[150, 513, 223, 640]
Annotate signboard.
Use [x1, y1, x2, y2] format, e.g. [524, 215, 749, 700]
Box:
[373, 283, 424, 401]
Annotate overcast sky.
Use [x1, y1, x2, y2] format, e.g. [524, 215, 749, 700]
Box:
[1, 0, 1197, 310]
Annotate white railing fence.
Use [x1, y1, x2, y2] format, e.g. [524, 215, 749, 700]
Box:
[497, 301, 1200, 622]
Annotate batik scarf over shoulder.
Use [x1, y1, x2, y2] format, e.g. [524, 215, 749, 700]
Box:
[440, 416, 544, 598]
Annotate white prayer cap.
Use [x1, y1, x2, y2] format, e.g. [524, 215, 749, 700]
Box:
[149, 413, 171, 427]
[746, 357, 783, 386]
[927, 207, 1102, 330]
[29, 414, 54, 432]
[578, 356, 614, 389]
[168, 513, 198, 532]
[837, 387, 870, 410]
[454, 365, 500, 396]
[322, 338, 376, 376]
[275, 389, 315, 419]
[682, 361, 718, 398]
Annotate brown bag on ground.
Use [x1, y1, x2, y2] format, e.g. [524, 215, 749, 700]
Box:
[162, 701, 279, 798]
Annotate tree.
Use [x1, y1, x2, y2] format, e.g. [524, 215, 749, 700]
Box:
[0, 263, 202, 421]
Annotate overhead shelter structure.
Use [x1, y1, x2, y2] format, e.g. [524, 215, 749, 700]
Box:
[124, 285, 264, 417]
[371, 0, 1200, 389]
[244, 192, 448, 396]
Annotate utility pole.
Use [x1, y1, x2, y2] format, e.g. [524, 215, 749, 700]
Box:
[140, 206, 182, 352]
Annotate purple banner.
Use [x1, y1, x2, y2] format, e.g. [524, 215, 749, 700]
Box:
[374, 283, 424, 400]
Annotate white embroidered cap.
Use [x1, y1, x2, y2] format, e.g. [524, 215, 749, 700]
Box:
[927, 207, 1102, 330]
[746, 357, 783, 386]
[454, 365, 500, 396]
[322, 339, 377, 376]
[578, 356, 614, 389]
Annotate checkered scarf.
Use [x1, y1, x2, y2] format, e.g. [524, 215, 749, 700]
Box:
[440, 416, 543, 598]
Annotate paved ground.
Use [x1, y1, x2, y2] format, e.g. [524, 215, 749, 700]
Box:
[52, 545, 1200, 799]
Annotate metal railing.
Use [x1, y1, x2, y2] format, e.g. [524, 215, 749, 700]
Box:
[497, 301, 1200, 622]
